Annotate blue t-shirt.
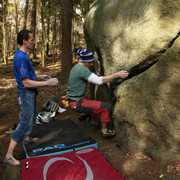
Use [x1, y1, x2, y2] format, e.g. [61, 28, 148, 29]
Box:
[13, 49, 37, 89]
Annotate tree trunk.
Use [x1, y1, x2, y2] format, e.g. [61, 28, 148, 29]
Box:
[53, 11, 57, 62]
[60, 0, 73, 79]
[31, 0, 37, 59]
[14, 0, 19, 51]
[7, 24, 10, 55]
[2, 0, 8, 64]
[23, 0, 29, 30]
[46, 0, 50, 57]
[40, 0, 46, 67]
[71, 5, 76, 60]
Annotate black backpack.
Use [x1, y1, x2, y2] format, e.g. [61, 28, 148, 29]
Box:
[42, 95, 59, 112]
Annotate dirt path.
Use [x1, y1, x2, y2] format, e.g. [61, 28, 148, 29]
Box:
[0, 61, 180, 180]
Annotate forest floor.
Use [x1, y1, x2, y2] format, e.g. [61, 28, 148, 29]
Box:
[0, 58, 180, 180]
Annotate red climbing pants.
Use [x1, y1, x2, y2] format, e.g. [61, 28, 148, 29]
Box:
[69, 98, 112, 123]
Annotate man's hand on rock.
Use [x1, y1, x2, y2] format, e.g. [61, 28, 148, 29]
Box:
[116, 70, 129, 79]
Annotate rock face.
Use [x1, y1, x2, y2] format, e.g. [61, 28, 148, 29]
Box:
[84, 0, 180, 160]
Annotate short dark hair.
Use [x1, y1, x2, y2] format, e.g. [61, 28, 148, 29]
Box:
[17, 30, 32, 45]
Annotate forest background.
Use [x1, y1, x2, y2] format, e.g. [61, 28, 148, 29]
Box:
[1, 1, 180, 179]
[0, 0, 94, 77]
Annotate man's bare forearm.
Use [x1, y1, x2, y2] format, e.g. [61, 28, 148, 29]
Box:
[102, 70, 129, 84]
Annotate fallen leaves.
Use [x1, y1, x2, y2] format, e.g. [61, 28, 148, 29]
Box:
[120, 149, 151, 160]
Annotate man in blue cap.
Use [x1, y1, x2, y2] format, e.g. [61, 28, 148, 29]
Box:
[67, 49, 129, 138]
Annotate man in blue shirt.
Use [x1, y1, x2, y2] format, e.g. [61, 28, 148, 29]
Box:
[4, 30, 58, 167]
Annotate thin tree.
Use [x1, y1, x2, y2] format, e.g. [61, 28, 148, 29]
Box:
[31, 0, 37, 59]
[52, 8, 57, 62]
[40, 0, 46, 67]
[2, 0, 8, 64]
[23, 0, 29, 30]
[60, 0, 73, 78]
[14, 0, 19, 51]
[46, 0, 50, 57]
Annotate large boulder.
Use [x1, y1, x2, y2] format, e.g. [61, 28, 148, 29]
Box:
[114, 38, 180, 160]
[84, 0, 180, 160]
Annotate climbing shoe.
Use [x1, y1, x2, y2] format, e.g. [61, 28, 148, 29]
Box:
[102, 129, 116, 138]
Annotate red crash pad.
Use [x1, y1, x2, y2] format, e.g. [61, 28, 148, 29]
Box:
[21, 147, 124, 180]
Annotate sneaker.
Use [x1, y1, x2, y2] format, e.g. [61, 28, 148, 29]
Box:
[102, 129, 116, 138]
